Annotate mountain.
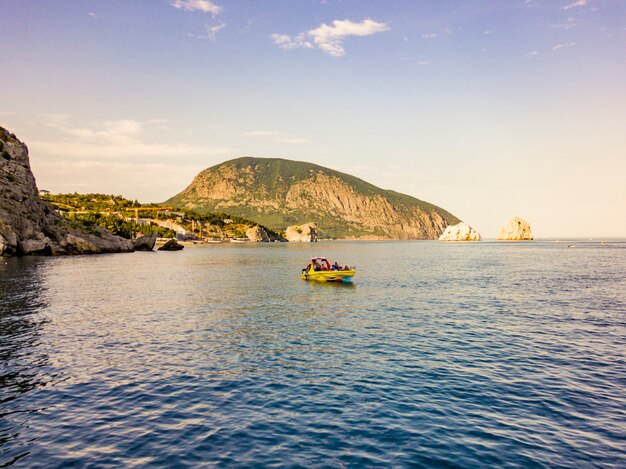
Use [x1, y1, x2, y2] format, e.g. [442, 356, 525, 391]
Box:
[165, 157, 460, 239]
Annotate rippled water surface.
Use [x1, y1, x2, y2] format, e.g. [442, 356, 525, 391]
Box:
[1, 240, 625, 467]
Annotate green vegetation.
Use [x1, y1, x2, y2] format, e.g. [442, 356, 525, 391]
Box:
[166, 157, 460, 238]
[63, 213, 176, 239]
[43, 193, 141, 212]
[41, 192, 281, 240]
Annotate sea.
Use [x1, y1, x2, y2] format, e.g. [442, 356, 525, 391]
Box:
[1, 240, 625, 467]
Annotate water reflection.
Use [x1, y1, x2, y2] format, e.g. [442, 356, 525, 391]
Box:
[0, 257, 51, 466]
[0, 242, 624, 466]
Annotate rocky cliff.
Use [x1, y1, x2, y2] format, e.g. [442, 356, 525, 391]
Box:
[166, 157, 460, 239]
[0, 126, 133, 256]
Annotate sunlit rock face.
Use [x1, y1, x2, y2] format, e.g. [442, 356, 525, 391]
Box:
[497, 217, 533, 241]
[285, 222, 318, 243]
[246, 225, 270, 242]
[166, 157, 460, 240]
[0, 126, 133, 256]
[438, 222, 481, 241]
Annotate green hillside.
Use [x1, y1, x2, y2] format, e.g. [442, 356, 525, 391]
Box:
[165, 157, 460, 239]
[41, 192, 283, 240]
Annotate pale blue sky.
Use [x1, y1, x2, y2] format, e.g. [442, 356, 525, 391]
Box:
[1, 0, 625, 237]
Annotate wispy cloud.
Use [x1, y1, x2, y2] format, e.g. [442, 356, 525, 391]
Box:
[242, 130, 308, 145]
[526, 50, 539, 58]
[272, 18, 389, 57]
[421, 33, 437, 39]
[563, 0, 586, 10]
[36, 116, 229, 159]
[553, 16, 578, 30]
[171, 0, 222, 15]
[553, 42, 576, 50]
[189, 22, 227, 40]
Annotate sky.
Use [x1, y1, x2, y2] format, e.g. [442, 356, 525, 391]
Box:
[1, 0, 625, 237]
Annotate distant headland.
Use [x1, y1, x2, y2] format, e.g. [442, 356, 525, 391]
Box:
[1, 125, 534, 257]
[165, 156, 460, 240]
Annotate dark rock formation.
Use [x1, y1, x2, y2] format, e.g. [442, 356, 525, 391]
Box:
[133, 233, 157, 251]
[0, 126, 134, 256]
[157, 239, 184, 251]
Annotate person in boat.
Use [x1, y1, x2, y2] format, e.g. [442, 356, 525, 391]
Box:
[313, 260, 321, 271]
[332, 261, 340, 270]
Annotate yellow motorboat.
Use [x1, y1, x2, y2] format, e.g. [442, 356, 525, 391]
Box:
[300, 257, 356, 283]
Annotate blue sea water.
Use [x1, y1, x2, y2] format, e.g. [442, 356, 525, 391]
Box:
[1, 240, 625, 467]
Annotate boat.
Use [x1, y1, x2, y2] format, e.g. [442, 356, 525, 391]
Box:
[300, 257, 356, 283]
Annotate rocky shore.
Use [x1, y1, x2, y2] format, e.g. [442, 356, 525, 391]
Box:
[2, 125, 535, 253]
[0, 126, 134, 256]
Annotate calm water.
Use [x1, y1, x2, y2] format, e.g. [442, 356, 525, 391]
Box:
[1, 240, 625, 467]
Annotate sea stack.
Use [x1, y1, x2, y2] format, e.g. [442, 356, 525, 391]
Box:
[438, 222, 481, 241]
[497, 216, 533, 240]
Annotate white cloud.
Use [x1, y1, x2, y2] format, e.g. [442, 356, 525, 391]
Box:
[526, 50, 539, 57]
[272, 18, 389, 57]
[242, 130, 279, 138]
[189, 22, 227, 40]
[36, 117, 229, 159]
[421, 33, 437, 39]
[553, 42, 576, 50]
[32, 158, 207, 202]
[171, 0, 222, 15]
[242, 130, 309, 145]
[564, 0, 586, 10]
[553, 16, 578, 30]
[205, 22, 226, 40]
[271, 33, 313, 50]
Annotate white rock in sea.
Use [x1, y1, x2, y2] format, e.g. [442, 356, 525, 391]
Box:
[285, 222, 318, 242]
[438, 222, 481, 242]
[497, 216, 533, 240]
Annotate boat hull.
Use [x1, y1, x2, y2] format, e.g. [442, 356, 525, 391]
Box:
[300, 270, 355, 283]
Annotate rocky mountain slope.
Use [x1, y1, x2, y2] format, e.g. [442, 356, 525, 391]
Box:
[0, 126, 133, 256]
[166, 157, 460, 239]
